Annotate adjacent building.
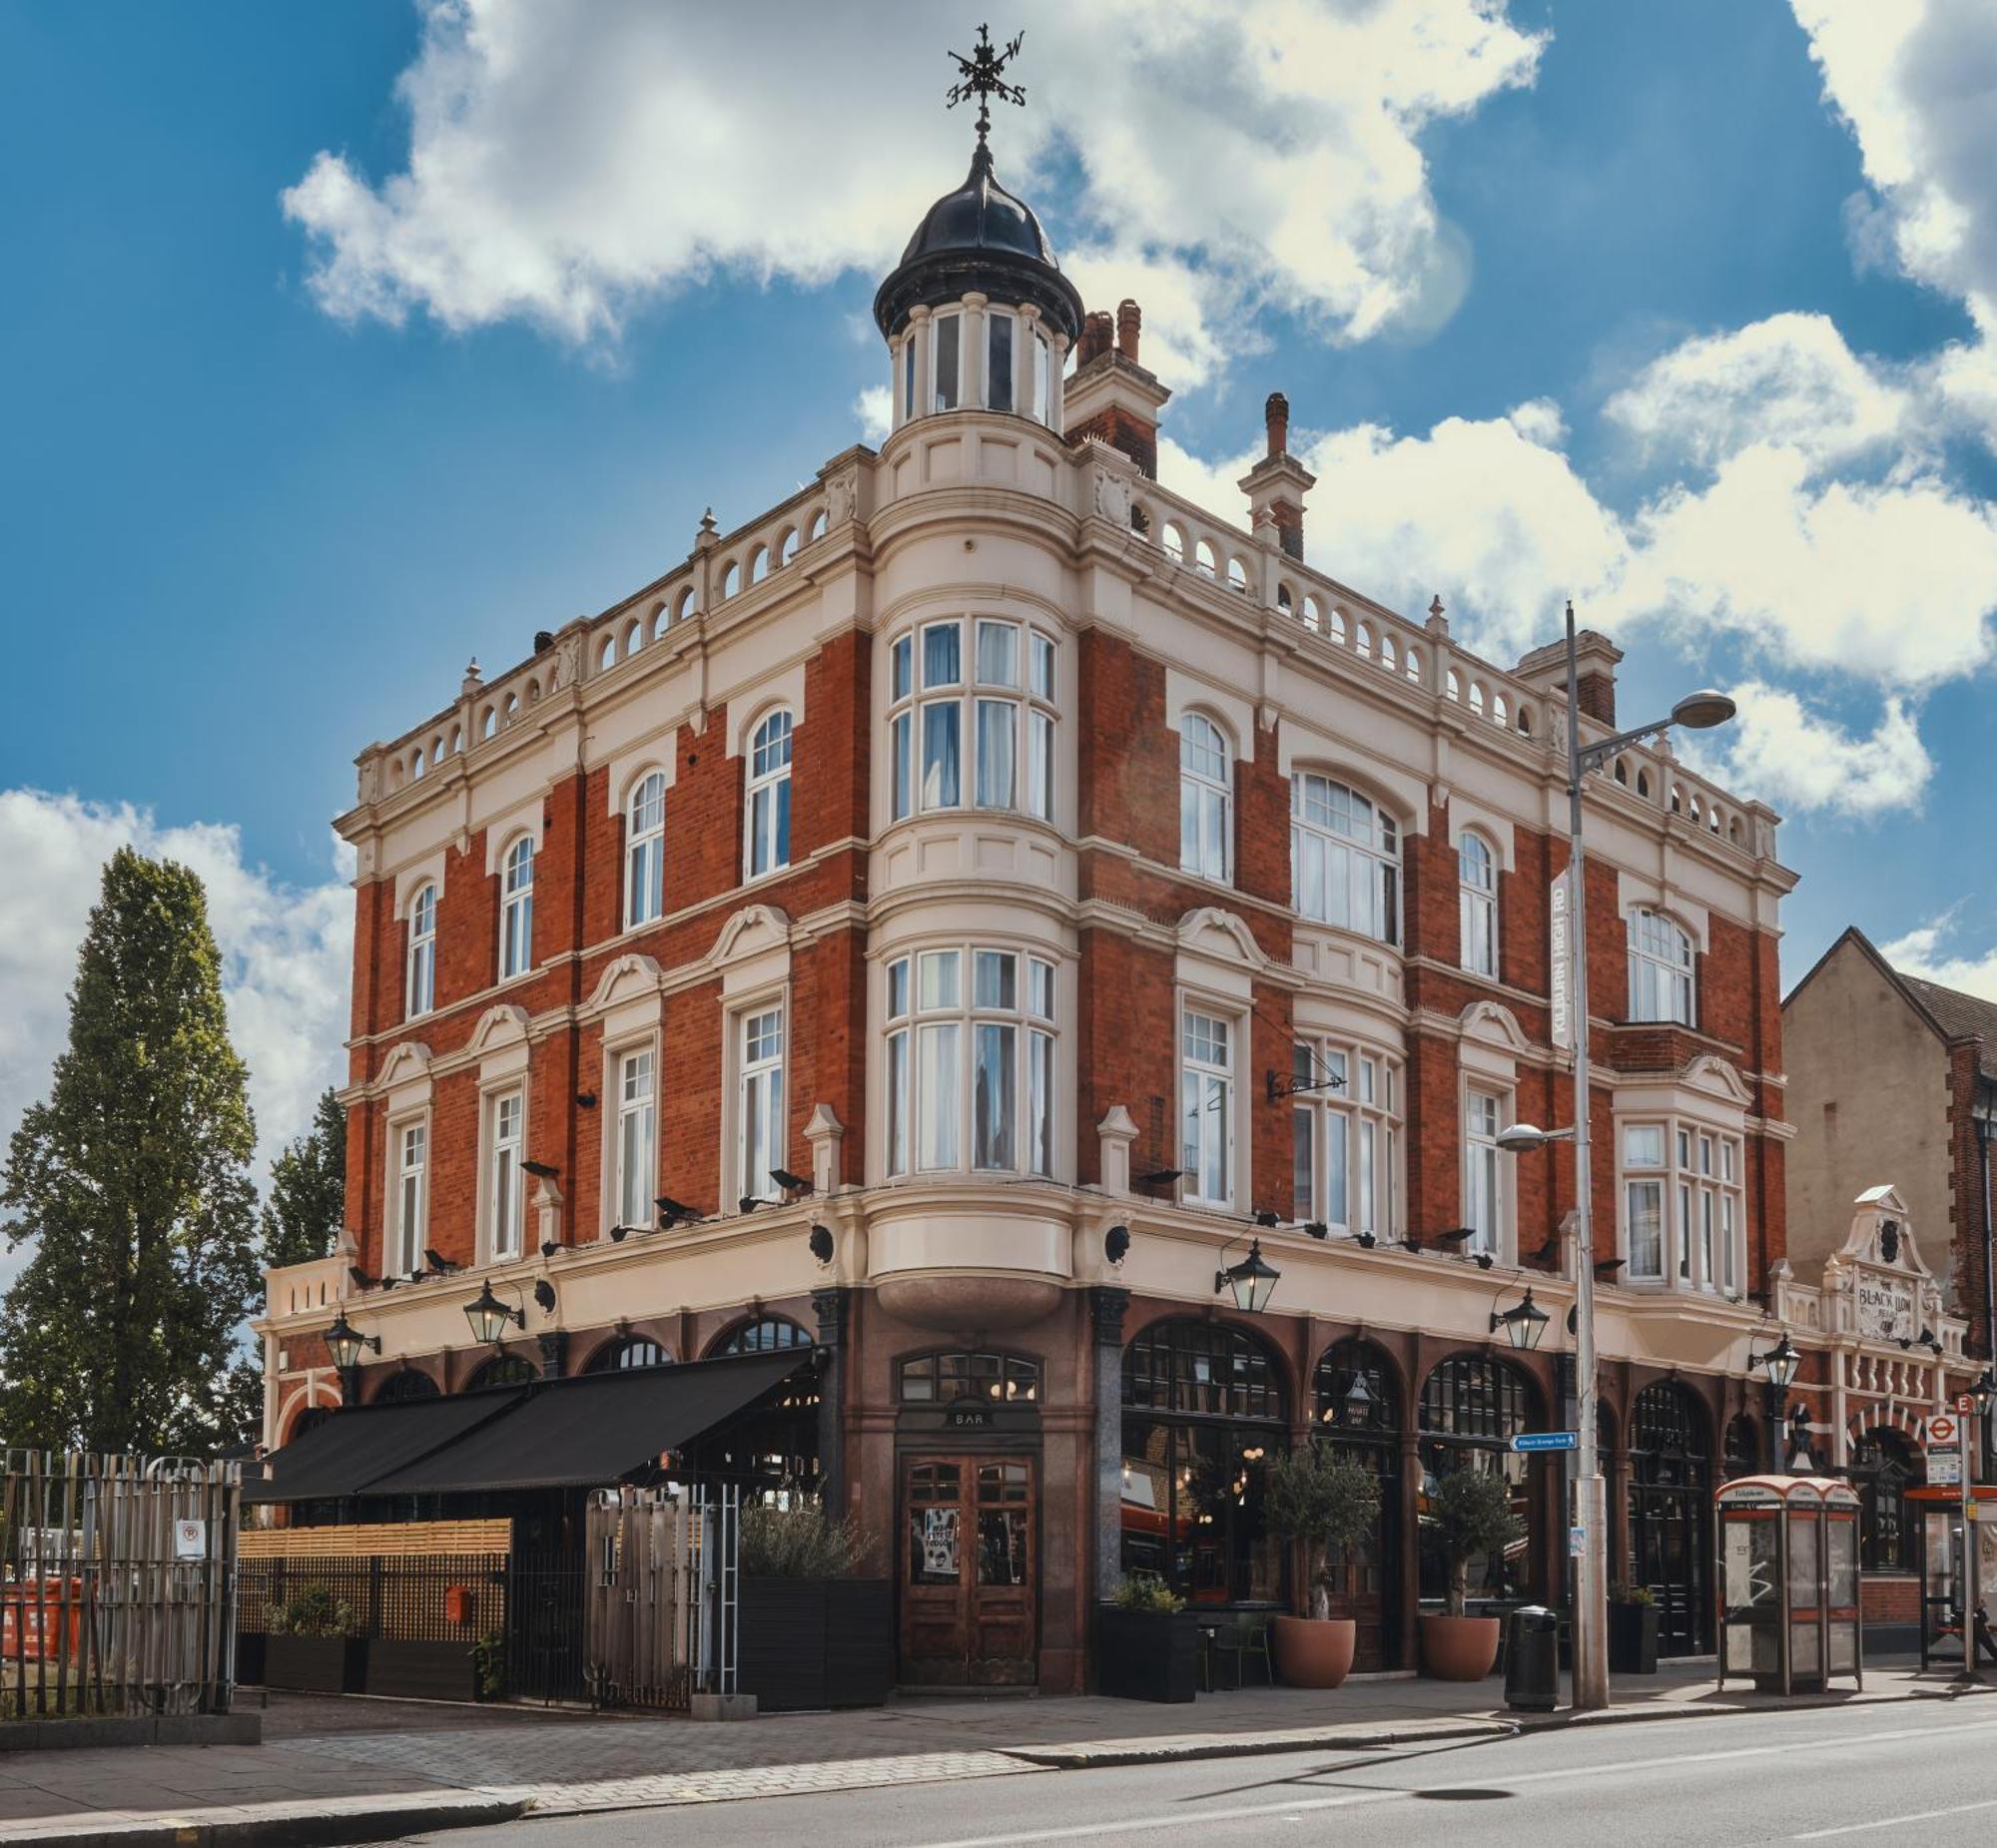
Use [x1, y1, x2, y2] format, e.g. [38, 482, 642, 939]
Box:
[253, 104, 1980, 1691]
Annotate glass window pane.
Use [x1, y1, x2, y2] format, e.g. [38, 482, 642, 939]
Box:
[975, 699, 1015, 808]
[922, 703, 962, 808]
[987, 311, 1013, 412]
[976, 620, 1019, 687]
[923, 622, 961, 688]
[919, 1022, 961, 1167]
[1293, 1108, 1313, 1217]
[933, 313, 960, 412]
[1027, 958, 1054, 1018]
[887, 958, 910, 1017]
[1027, 1028, 1053, 1177]
[892, 712, 912, 820]
[1629, 1180, 1664, 1276]
[886, 1028, 908, 1175]
[919, 949, 960, 1009]
[892, 634, 913, 701]
[1327, 1112, 1348, 1227]
[974, 1022, 1016, 1169]
[974, 949, 1016, 1010]
[1030, 632, 1055, 699]
[1026, 709, 1053, 819]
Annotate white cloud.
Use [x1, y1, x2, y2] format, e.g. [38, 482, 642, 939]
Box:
[284, 0, 1544, 381]
[1689, 683, 1933, 819]
[853, 384, 891, 447]
[0, 791, 353, 1288]
[1880, 909, 1997, 1003]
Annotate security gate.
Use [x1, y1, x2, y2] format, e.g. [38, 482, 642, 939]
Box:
[582, 1484, 738, 1709]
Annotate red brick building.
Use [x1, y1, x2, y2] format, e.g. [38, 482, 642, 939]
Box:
[255, 120, 1968, 1690]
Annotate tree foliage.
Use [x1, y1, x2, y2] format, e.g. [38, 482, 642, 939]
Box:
[1265, 1443, 1384, 1620]
[260, 1088, 345, 1274]
[0, 849, 262, 1456]
[1429, 1467, 1527, 1617]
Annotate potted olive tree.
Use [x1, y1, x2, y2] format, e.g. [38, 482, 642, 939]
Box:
[1420, 1468, 1524, 1680]
[735, 1504, 891, 1712]
[1609, 1582, 1660, 1674]
[1265, 1444, 1382, 1687]
[1096, 1575, 1197, 1702]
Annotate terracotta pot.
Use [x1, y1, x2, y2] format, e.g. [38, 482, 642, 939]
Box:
[1420, 1613, 1501, 1681]
[1271, 1615, 1356, 1688]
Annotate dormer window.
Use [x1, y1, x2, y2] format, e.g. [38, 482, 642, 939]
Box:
[932, 310, 962, 412]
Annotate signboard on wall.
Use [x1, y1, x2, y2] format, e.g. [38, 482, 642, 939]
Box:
[1550, 868, 1574, 1050]
[1856, 1273, 1915, 1343]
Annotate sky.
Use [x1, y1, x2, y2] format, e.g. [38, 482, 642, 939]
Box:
[3, 0, 1996, 1240]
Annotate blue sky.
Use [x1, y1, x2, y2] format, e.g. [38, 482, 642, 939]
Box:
[3, 0, 1996, 1192]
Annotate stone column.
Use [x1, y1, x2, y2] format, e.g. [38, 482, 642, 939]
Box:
[813, 1285, 852, 1512]
[1090, 1287, 1131, 1603]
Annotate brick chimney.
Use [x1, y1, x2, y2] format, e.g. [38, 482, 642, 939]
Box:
[1515, 628, 1625, 727]
[1064, 298, 1171, 480]
[1237, 389, 1314, 561]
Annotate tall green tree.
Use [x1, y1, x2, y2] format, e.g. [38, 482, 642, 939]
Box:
[259, 1087, 345, 1273]
[0, 848, 262, 1455]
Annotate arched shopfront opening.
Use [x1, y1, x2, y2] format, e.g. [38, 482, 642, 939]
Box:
[582, 1336, 672, 1373]
[372, 1369, 439, 1405]
[1417, 1354, 1539, 1606]
[1852, 1427, 1920, 1575]
[695, 1317, 818, 1502]
[1312, 1337, 1403, 1668]
[1121, 1318, 1288, 1606]
[464, 1353, 537, 1392]
[1630, 1380, 1713, 1655]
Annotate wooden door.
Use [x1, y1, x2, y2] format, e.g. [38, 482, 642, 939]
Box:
[900, 1454, 1037, 1685]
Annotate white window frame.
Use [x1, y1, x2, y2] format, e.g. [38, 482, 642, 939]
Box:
[1617, 1116, 1743, 1294]
[1628, 908, 1694, 1025]
[1290, 1037, 1400, 1240]
[1180, 1005, 1236, 1209]
[985, 307, 1015, 414]
[499, 836, 535, 980]
[1031, 328, 1052, 425]
[1459, 832, 1498, 979]
[1464, 1087, 1506, 1258]
[884, 944, 1056, 1181]
[625, 771, 666, 928]
[485, 1086, 525, 1263]
[888, 618, 1056, 825]
[745, 710, 794, 881]
[405, 884, 436, 1019]
[931, 308, 963, 413]
[611, 1042, 657, 1235]
[1290, 773, 1401, 944]
[390, 1115, 427, 1278]
[737, 1004, 786, 1202]
[1179, 713, 1233, 886]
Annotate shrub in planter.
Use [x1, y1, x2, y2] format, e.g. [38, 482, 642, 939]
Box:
[1097, 1577, 1197, 1703]
[1608, 1584, 1660, 1675]
[1420, 1470, 1524, 1681]
[1265, 1444, 1382, 1688]
[737, 1504, 891, 1712]
[262, 1584, 365, 1693]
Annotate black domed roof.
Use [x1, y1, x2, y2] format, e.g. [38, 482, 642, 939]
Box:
[874, 142, 1083, 344]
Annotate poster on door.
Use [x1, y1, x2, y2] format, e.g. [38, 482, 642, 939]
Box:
[922, 1508, 959, 1578]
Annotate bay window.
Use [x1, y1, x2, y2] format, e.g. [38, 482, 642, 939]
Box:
[1181, 1007, 1234, 1207]
[1291, 1039, 1400, 1240]
[739, 1006, 785, 1202]
[885, 945, 1055, 1179]
[613, 1046, 656, 1232]
[625, 771, 666, 927]
[889, 618, 1056, 824]
[487, 1088, 524, 1261]
[1291, 774, 1400, 943]
[1629, 909, 1694, 1024]
[1619, 1117, 1743, 1293]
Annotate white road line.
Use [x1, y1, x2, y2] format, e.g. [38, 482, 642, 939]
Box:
[919, 1716, 1997, 1848]
[1795, 1797, 1997, 1839]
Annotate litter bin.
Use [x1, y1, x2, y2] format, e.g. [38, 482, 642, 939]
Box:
[1505, 1604, 1560, 1712]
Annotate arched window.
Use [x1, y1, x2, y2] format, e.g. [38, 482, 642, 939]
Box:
[1312, 1338, 1403, 1666]
[1458, 833, 1498, 978]
[1291, 774, 1400, 943]
[405, 884, 436, 1018]
[1419, 1355, 1537, 1605]
[1178, 714, 1232, 885]
[898, 1351, 1040, 1404]
[624, 771, 666, 927]
[500, 837, 534, 979]
[746, 710, 793, 879]
[583, 1336, 671, 1373]
[714, 1317, 812, 1356]
[373, 1369, 440, 1405]
[286, 1404, 334, 1444]
[1853, 1428, 1919, 1574]
[1628, 908, 1694, 1024]
[1631, 1381, 1714, 1655]
[1122, 1319, 1287, 1603]
[464, 1354, 537, 1392]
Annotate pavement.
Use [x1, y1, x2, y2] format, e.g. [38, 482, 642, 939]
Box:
[0, 1659, 1988, 1848]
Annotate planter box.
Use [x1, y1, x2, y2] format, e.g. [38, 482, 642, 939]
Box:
[234, 1631, 267, 1686]
[364, 1637, 481, 1703]
[261, 1633, 365, 1694]
[1095, 1604, 1197, 1703]
[1609, 1602, 1659, 1675]
[738, 1577, 892, 1713]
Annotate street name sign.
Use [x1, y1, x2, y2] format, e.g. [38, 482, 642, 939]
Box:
[1512, 1431, 1580, 1454]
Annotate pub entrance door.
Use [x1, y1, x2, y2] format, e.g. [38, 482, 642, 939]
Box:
[1631, 1382, 1713, 1656]
[899, 1454, 1036, 1685]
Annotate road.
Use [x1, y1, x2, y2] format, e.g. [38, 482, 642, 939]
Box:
[402, 1698, 1997, 1848]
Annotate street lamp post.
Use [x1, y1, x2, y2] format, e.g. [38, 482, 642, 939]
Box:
[1750, 1332, 1802, 1473]
[1502, 603, 1735, 1714]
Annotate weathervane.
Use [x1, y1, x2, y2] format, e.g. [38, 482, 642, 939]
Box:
[947, 24, 1026, 146]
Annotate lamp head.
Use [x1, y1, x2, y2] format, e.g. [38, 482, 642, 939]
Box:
[1496, 1122, 1555, 1154]
[464, 1280, 524, 1346]
[324, 1311, 380, 1371]
[1669, 689, 1736, 732]
[1216, 1238, 1281, 1314]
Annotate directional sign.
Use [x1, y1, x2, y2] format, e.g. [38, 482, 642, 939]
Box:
[1929, 1413, 1960, 1449]
[1511, 1431, 1580, 1454]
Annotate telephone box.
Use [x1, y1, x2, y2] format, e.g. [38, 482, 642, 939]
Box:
[1715, 1475, 1863, 1695]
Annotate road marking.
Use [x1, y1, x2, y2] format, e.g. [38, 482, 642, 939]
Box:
[920, 1716, 1997, 1848]
[1795, 1797, 1997, 1839]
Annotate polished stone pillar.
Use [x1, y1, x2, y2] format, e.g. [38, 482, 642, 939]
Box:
[813, 1285, 852, 1511]
[1090, 1287, 1131, 1600]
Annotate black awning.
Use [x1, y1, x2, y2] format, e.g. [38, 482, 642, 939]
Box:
[359, 1348, 811, 1496]
[244, 1387, 528, 1503]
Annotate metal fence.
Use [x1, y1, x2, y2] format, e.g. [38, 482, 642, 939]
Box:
[1, 1451, 240, 1719]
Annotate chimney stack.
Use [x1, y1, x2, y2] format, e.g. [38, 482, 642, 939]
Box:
[1265, 391, 1289, 458]
[1076, 310, 1114, 368]
[1116, 299, 1141, 364]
